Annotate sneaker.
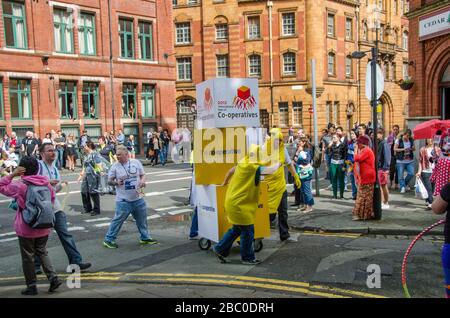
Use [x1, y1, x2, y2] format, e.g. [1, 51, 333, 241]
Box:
[48, 277, 62, 293]
[426, 203, 432, 210]
[212, 247, 228, 263]
[189, 235, 200, 240]
[400, 187, 406, 194]
[140, 238, 158, 245]
[35, 269, 42, 275]
[297, 205, 307, 212]
[103, 240, 118, 249]
[406, 186, 411, 192]
[90, 212, 100, 216]
[352, 216, 361, 221]
[303, 207, 313, 213]
[326, 184, 333, 190]
[21, 286, 38, 296]
[77, 263, 92, 271]
[241, 259, 262, 265]
[381, 203, 390, 210]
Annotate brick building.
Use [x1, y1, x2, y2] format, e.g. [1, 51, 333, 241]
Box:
[173, 0, 409, 136]
[406, 0, 450, 128]
[0, 0, 176, 153]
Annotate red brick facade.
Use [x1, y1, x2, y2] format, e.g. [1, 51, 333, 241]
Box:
[407, 0, 450, 123]
[0, 0, 176, 152]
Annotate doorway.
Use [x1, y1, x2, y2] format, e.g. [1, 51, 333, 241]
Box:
[441, 63, 450, 119]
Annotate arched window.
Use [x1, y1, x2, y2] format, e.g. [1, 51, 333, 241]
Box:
[328, 52, 336, 76]
[248, 54, 261, 77]
[345, 55, 352, 78]
[363, 22, 368, 41]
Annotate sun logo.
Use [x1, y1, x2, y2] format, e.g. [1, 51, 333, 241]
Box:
[232, 86, 256, 110]
[204, 87, 213, 111]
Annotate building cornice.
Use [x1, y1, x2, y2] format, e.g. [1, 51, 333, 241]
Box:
[405, 0, 450, 19]
[328, 0, 359, 7]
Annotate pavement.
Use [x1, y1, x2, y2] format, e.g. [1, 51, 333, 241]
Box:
[286, 185, 445, 236]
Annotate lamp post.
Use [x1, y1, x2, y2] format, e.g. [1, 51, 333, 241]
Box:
[351, 17, 382, 220]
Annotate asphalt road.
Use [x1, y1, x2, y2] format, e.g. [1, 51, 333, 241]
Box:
[0, 163, 446, 298]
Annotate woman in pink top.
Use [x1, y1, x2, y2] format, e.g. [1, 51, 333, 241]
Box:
[0, 156, 61, 296]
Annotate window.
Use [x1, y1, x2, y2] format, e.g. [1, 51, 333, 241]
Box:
[292, 102, 302, 126]
[247, 16, 260, 40]
[82, 82, 98, 119]
[384, 61, 389, 80]
[392, 63, 396, 81]
[282, 12, 295, 36]
[175, 22, 191, 44]
[53, 8, 74, 53]
[141, 85, 155, 118]
[333, 102, 339, 125]
[326, 101, 332, 124]
[362, 23, 368, 41]
[9, 79, 31, 119]
[328, 52, 335, 76]
[346, 56, 352, 78]
[0, 81, 3, 119]
[78, 13, 96, 55]
[173, 0, 177, 5]
[215, 24, 228, 41]
[404, 0, 409, 14]
[177, 57, 192, 81]
[402, 31, 408, 50]
[2, 1, 27, 49]
[119, 19, 134, 58]
[248, 54, 261, 77]
[345, 18, 352, 40]
[216, 55, 229, 77]
[380, 24, 384, 42]
[139, 21, 153, 60]
[403, 62, 409, 79]
[283, 52, 296, 75]
[122, 84, 137, 119]
[278, 102, 289, 126]
[327, 14, 335, 37]
[59, 81, 77, 119]
[188, 0, 198, 4]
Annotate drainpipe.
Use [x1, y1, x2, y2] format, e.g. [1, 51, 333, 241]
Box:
[267, 1, 274, 127]
[356, 5, 361, 124]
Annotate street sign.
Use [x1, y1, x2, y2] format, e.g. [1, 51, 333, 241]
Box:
[365, 62, 385, 102]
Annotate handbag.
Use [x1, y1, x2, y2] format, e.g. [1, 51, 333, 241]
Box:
[414, 178, 428, 200]
[148, 149, 155, 157]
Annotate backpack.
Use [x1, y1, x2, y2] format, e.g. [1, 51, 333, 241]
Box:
[21, 183, 54, 229]
[312, 144, 322, 169]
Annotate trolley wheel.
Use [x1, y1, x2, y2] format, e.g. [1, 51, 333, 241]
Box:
[198, 238, 211, 250]
[254, 239, 263, 253]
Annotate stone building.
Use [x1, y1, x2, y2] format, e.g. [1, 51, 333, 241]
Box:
[0, 0, 176, 153]
[406, 0, 450, 127]
[173, 0, 409, 136]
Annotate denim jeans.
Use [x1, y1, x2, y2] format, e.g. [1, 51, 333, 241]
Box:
[349, 171, 358, 199]
[300, 178, 314, 206]
[105, 198, 150, 242]
[421, 172, 434, 204]
[189, 207, 198, 238]
[56, 148, 64, 169]
[159, 147, 166, 165]
[396, 161, 415, 189]
[35, 211, 82, 270]
[163, 144, 169, 162]
[213, 224, 255, 262]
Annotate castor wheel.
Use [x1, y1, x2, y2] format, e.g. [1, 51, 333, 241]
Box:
[198, 238, 211, 250]
[254, 239, 263, 252]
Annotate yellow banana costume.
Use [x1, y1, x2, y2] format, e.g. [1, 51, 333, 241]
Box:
[262, 128, 300, 213]
[225, 145, 267, 226]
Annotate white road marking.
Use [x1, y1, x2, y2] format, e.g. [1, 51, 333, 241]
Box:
[67, 226, 86, 231]
[146, 192, 164, 196]
[162, 188, 190, 194]
[0, 237, 17, 243]
[0, 232, 16, 238]
[147, 215, 161, 220]
[168, 209, 192, 215]
[145, 176, 192, 184]
[94, 223, 111, 228]
[85, 217, 111, 223]
[155, 206, 185, 212]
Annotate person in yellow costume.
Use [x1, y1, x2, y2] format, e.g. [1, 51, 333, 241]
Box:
[262, 128, 301, 242]
[212, 144, 281, 265]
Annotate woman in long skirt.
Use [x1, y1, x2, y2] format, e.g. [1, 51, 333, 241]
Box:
[352, 135, 376, 221]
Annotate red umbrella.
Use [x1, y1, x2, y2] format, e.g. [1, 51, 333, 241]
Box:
[412, 119, 450, 139]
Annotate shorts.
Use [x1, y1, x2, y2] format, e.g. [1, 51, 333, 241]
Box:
[378, 170, 389, 185]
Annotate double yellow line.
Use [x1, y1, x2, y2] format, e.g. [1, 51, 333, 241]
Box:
[0, 272, 386, 298]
